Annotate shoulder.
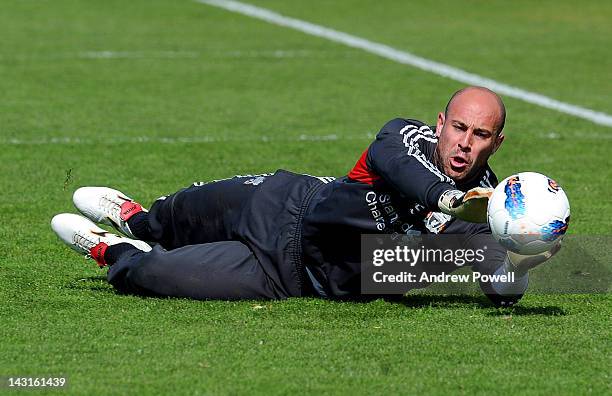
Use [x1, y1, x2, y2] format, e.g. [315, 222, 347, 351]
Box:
[377, 118, 438, 145]
[379, 118, 430, 133]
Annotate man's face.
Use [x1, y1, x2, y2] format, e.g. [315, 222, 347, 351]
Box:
[435, 91, 504, 183]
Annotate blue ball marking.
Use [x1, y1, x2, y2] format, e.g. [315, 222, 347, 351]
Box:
[541, 219, 569, 241]
[504, 176, 526, 219]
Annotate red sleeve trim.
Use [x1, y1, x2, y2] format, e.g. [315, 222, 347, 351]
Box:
[348, 149, 380, 185]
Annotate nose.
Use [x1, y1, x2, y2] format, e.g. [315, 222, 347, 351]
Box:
[458, 130, 473, 152]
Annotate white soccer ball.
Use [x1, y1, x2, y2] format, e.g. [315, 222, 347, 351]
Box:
[487, 172, 570, 255]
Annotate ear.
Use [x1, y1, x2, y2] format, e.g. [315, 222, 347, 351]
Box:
[436, 112, 445, 137]
[492, 132, 505, 154]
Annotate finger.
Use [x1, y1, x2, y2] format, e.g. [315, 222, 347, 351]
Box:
[463, 187, 493, 200]
[549, 240, 563, 256]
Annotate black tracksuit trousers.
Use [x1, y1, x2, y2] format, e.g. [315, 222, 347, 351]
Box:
[107, 172, 324, 300]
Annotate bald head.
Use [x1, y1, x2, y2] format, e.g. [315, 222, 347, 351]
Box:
[445, 87, 506, 134]
[435, 86, 506, 182]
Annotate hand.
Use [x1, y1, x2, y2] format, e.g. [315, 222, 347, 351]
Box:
[438, 187, 493, 223]
[506, 241, 563, 276]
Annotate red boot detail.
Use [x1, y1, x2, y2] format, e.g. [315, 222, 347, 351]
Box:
[90, 242, 109, 267]
[120, 201, 143, 222]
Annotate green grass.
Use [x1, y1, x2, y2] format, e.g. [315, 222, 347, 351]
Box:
[0, 0, 610, 394]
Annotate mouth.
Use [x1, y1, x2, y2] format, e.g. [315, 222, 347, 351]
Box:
[449, 155, 470, 173]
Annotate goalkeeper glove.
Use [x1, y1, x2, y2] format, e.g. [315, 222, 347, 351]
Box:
[438, 187, 493, 223]
[506, 241, 563, 276]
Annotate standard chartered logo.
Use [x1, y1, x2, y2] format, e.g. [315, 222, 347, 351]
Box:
[365, 191, 401, 231]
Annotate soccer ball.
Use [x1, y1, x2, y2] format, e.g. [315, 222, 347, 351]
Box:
[487, 172, 570, 255]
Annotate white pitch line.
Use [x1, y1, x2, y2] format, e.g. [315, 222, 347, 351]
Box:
[196, 0, 612, 128]
[3, 131, 608, 146]
[0, 49, 354, 62]
[0, 134, 373, 146]
[78, 49, 317, 59]
[78, 50, 199, 59]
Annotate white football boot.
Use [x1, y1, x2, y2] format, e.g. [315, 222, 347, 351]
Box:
[73, 187, 146, 238]
[51, 213, 152, 267]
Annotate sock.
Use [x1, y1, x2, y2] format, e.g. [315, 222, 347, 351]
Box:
[104, 243, 141, 265]
[127, 212, 152, 240]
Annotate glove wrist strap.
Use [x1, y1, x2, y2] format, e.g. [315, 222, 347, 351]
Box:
[438, 189, 464, 215]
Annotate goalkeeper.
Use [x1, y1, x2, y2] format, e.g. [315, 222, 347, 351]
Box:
[51, 86, 559, 306]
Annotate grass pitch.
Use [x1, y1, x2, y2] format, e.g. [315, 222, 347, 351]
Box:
[1, 1, 610, 394]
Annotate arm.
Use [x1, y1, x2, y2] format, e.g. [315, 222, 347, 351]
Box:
[466, 222, 561, 306]
[366, 118, 456, 211]
[477, 252, 530, 307]
[462, 222, 528, 306]
[366, 118, 492, 222]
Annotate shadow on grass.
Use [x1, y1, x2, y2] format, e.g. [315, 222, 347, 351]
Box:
[65, 277, 567, 316]
[486, 305, 567, 316]
[66, 275, 114, 293]
[384, 294, 567, 316]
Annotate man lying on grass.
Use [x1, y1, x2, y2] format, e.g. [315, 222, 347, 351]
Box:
[52, 86, 559, 306]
